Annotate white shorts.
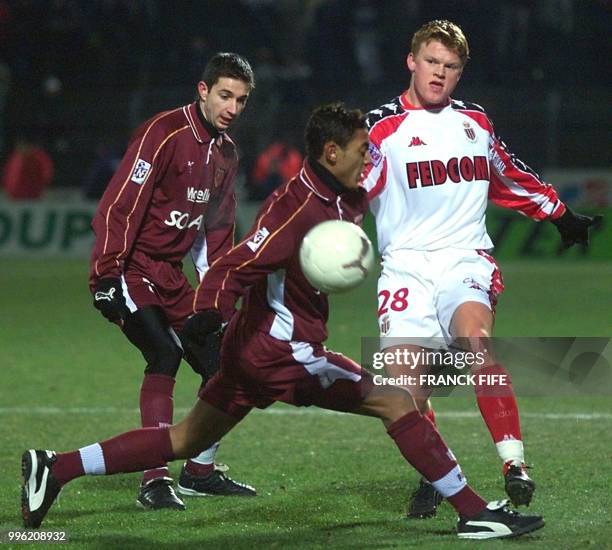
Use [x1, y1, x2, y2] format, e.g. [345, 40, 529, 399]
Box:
[377, 248, 504, 345]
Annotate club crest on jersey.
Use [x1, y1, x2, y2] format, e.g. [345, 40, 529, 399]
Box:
[463, 121, 477, 143]
[246, 227, 270, 252]
[131, 159, 152, 184]
[214, 168, 225, 188]
[380, 314, 390, 336]
[368, 143, 382, 167]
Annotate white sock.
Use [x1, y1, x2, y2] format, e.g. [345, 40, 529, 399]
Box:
[190, 442, 220, 465]
[431, 465, 467, 498]
[79, 443, 106, 475]
[496, 439, 524, 465]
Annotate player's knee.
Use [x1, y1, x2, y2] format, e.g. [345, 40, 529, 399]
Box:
[144, 339, 183, 377]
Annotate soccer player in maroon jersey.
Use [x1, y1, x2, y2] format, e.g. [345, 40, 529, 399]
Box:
[362, 20, 601, 519]
[88, 52, 257, 510]
[23, 104, 544, 539]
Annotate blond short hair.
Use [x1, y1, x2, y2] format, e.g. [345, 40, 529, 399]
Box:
[411, 20, 469, 66]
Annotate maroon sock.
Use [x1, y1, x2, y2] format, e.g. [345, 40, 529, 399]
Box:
[387, 411, 486, 518]
[52, 427, 174, 487]
[52, 451, 84, 486]
[185, 461, 214, 476]
[474, 364, 522, 443]
[140, 374, 175, 482]
[447, 486, 489, 519]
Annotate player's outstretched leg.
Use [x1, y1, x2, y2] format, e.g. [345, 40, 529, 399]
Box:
[21, 399, 239, 528]
[354, 385, 544, 539]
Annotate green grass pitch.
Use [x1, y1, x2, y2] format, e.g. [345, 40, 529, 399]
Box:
[1, 259, 611, 548]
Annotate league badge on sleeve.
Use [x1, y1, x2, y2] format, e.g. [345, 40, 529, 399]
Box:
[246, 227, 270, 252]
[369, 143, 382, 167]
[131, 159, 152, 184]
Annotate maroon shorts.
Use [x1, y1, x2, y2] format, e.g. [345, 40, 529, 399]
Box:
[121, 250, 194, 331]
[199, 320, 374, 420]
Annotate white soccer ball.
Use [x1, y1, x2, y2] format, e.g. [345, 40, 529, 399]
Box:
[299, 220, 375, 294]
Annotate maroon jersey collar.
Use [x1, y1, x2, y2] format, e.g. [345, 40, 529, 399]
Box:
[299, 158, 343, 202]
[182, 102, 217, 144]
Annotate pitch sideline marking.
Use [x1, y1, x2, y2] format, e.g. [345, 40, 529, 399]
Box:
[0, 406, 610, 420]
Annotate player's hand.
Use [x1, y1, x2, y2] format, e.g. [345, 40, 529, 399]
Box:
[182, 309, 223, 346]
[551, 208, 602, 249]
[93, 278, 130, 322]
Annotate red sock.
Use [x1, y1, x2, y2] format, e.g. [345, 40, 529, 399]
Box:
[388, 411, 486, 519]
[474, 364, 522, 443]
[140, 374, 175, 482]
[53, 427, 174, 486]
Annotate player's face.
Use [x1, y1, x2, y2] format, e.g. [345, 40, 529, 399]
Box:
[198, 77, 250, 131]
[333, 129, 370, 190]
[406, 40, 464, 108]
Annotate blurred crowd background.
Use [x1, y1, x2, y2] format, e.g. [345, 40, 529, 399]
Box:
[0, 0, 610, 203]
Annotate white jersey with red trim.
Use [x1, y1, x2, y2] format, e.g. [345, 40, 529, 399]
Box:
[362, 95, 565, 256]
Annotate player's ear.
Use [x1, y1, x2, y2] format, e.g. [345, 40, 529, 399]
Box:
[323, 141, 338, 164]
[406, 52, 416, 73]
[197, 81, 209, 102]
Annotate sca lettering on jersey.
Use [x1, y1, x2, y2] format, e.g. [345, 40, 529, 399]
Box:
[164, 211, 203, 230]
[406, 156, 489, 189]
[187, 187, 211, 204]
[246, 227, 270, 252]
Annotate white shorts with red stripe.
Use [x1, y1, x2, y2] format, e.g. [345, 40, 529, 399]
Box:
[377, 248, 504, 346]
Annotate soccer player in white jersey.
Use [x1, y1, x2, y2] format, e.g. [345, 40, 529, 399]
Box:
[362, 19, 601, 519]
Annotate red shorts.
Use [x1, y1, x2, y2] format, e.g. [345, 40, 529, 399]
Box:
[121, 250, 194, 331]
[199, 318, 374, 420]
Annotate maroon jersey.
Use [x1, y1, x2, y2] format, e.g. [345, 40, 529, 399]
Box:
[194, 158, 369, 344]
[89, 102, 237, 289]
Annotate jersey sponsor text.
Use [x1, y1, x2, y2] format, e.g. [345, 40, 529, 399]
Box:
[406, 156, 489, 189]
[187, 187, 211, 203]
[164, 210, 203, 230]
